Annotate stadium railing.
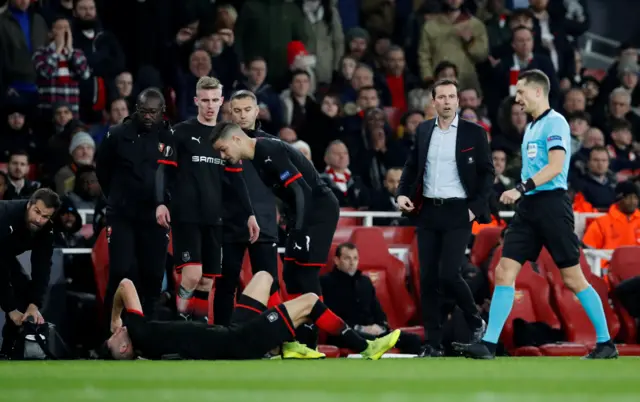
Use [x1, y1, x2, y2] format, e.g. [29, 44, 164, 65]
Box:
[68, 209, 611, 275]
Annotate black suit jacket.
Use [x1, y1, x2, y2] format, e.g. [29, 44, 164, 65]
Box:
[397, 117, 494, 224]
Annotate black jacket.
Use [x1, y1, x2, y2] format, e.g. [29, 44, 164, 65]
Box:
[95, 116, 174, 222]
[320, 269, 388, 328]
[398, 117, 494, 223]
[223, 128, 279, 243]
[0, 200, 54, 312]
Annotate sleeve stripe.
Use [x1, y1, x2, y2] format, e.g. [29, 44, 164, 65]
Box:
[157, 160, 177, 167]
[225, 167, 243, 172]
[284, 173, 302, 187]
[126, 309, 144, 317]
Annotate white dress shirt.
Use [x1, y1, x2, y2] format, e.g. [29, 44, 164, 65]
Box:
[423, 114, 467, 199]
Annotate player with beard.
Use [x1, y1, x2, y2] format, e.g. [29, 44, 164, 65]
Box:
[159, 78, 259, 321]
[96, 88, 175, 322]
[0, 189, 61, 356]
[211, 122, 342, 357]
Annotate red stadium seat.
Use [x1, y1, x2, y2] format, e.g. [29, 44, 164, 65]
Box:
[487, 246, 569, 355]
[583, 68, 606, 82]
[349, 227, 416, 325]
[470, 227, 503, 267]
[338, 208, 362, 227]
[608, 246, 640, 288]
[332, 227, 355, 244]
[362, 270, 402, 328]
[380, 226, 416, 246]
[408, 237, 421, 309]
[317, 345, 340, 358]
[0, 163, 6, 172]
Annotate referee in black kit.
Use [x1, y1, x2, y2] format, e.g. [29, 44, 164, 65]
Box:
[213, 90, 281, 326]
[161, 78, 258, 321]
[0, 189, 61, 356]
[397, 79, 493, 357]
[96, 88, 174, 320]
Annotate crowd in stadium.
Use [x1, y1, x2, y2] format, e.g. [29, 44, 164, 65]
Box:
[1, 0, 640, 359]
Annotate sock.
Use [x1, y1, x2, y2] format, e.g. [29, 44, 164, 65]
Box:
[267, 292, 282, 308]
[309, 299, 367, 352]
[191, 290, 210, 320]
[295, 323, 319, 349]
[176, 285, 195, 314]
[482, 285, 515, 344]
[576, 286, 611, 343]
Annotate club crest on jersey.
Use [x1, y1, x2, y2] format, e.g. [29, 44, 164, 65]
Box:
[182, 252, 190, 262]
[159, 143, 165, 153]
[106, 226, 112, 243]
[267, 312, 278, 322]
[280, 171, 291, 181]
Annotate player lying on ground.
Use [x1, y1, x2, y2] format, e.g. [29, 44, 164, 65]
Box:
[102, 271, 400, 360]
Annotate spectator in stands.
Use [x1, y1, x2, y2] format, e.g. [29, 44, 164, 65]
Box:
[433, 60, 459, 82]
[46, 102, 87, 177]
[32, 15, 91, 117]
[562, 49, 588, 90]
[202, 29, 242, 97]
[0, 0, 48, 106]
[583, 181, 640, 252]
[582, 76, 600, 114]
[52, 196, 85, 249]
[569, 187, 597, 213]
[4, 150, 40, 200]
[477, 0, 512, 56]
[573, 146, 617, 209]
[490, 7, 543, 60]
[71, 0, 125, 123]
[459, 87, 491, 130]
[302, 0, 344, 86]
[396, 110, 425, 153]
[1, 104, 45, 164]
[418, 0, 488, 92]
[381, 46, 419, 114]
[54, 131, 95, 195]
[407, 87, 438, 120]
[278, 126, 298, 143]
[607, 119, 640, 173]
[569, 127, 605, 181]
[66, 165, 100, 211]
[567, 111, 591, 155]
[461, 107, 490, 134]
[349, 108, 407, 191]
[594, 87, 640, 140]
[89, 98, 129, 145]
[493, 26, 559, 109]
[492, 96, 528, 157]
[330, 54, 357, 94]
[617, 61, 640, 108]
[360, 0, 395, 39]
[344, 27, 372, 65]
[491, 148, 514, 208]
[292, 140, 312, 162]
[233, 57, 284, 134]
[341, 63, 377, 106]
[369, 167, 411, 226]
[598, 42, 638, 105]
[176, 49, 212, 121]
[320, 140, 369, 209]
[234, 0, 309, 90]
[286, 41, 318, 94]
[298, 92, 345, 171]
[529, 0, 575, 80]
[113, 71, 133, 103]
[320, 243, 422, 355]
[219, 101, 232, 123]
[281, 70, 320, 132]
[0, 171, 7, 200]
[562, 87, 587, 115]
[344, 85, 380, 134]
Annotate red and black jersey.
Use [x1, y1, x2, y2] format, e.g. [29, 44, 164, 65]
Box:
[167, 119, 250, 225]
[252, 137, 331, 230]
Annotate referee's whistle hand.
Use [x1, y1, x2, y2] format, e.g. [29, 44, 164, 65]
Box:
[156, 205, 171, 229]
[247, 215, 260, 243]
[397, 196, 414, 212]
[500, 189, 522, 205]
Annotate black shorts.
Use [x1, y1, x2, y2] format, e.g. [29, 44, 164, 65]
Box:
[172, 223, 222, 277]
[224, 300, 295, 359]
[285, 192, 340, 266]
[502, 189, 580, 268]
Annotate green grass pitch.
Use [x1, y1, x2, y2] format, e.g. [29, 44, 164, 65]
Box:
[1, 358, 639, 401]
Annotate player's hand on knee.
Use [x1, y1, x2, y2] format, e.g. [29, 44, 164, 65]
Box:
[397, 196, 414, 212]
[156, 205, 171, 228]
[287, 230, 311, 261]
[500, 189, 522, 205]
